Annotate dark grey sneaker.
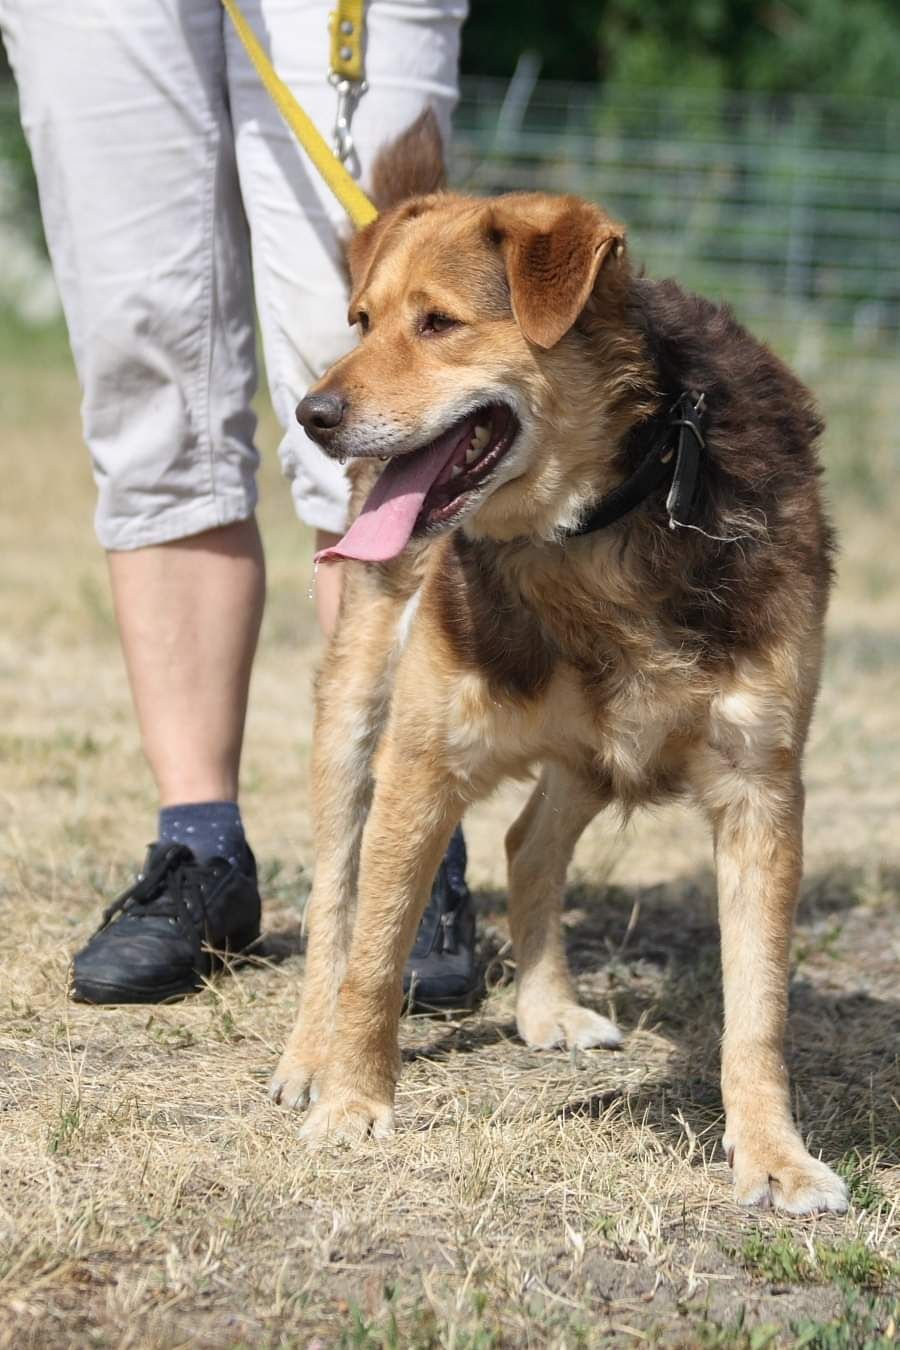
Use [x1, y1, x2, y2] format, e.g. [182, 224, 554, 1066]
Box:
[71, 842, 261, 1004]
[403, 827, 477, 1008]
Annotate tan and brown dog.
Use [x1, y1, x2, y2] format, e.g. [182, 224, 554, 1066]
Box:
[271, 114, 847, 1214]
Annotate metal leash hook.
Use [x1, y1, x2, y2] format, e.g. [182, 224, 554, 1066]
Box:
[327, 5, 367, 176]
[327, 71, 367, 175]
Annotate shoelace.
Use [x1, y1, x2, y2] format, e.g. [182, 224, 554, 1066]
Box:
[421, 861, 468, 957]
[439, 907, 459, 955]
[98, 843, 213, 965]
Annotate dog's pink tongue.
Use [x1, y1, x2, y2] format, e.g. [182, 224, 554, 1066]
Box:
[315, 425, 466, 565]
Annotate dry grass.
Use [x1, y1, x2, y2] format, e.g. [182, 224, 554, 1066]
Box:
[1, 320, 898, 1348]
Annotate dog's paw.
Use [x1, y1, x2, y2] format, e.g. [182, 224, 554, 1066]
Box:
[517, 1000, 622, 1052]
[298, 1095, 395, 1146]
[724, 1135, 849, 1215]
[269, 1050, 323, 1111]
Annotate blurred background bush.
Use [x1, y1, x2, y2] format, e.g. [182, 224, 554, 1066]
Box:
[2, 0, 898, 486]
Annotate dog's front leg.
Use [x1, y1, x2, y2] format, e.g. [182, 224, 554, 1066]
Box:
[298, 724, 464, 1143]
[271, 583, 399, 1111]
[710, 774, 848, 1214]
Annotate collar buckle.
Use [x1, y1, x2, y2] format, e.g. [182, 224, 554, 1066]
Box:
[562, 388, 708, 542]
[664, 391, 707, 528]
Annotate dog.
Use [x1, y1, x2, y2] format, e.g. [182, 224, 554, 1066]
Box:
[271, 112, 848, 1215]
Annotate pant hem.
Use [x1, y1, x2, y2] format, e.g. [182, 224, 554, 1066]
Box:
[98, 492, 258, 551]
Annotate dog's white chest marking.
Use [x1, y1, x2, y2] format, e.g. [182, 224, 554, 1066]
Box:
[395, 587, 422, 654]
[437, 636, 793, 806]
[594, 678, 680, 787]
[442, 662, 690, 797]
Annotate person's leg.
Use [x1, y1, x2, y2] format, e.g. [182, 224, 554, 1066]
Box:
[2, 0, 266, 998]
[5, 0, 262, 798]
[225, 0, 467, 598]
[108, 520, 265, 807]
[227, 0, 474, 1005]
[313, 532, 344, 637]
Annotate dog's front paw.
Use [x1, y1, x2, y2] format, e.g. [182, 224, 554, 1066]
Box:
[269, 1046, 324, 1111]
[724, 1134, 849, 1215]
[298, 1093, 395, 1146]
[517, 999, 622, 1052]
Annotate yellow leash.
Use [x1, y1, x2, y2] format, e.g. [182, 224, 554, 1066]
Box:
[220, 0, 378, 229]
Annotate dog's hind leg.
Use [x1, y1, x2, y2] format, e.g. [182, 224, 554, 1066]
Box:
[507, 763, 622, 1052]
[270, 582, 402, 1111]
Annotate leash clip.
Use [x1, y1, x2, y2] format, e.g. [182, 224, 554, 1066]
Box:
[328, 72, 367, 174]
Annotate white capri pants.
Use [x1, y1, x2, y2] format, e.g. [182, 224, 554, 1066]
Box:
[1, 0, 465, 547]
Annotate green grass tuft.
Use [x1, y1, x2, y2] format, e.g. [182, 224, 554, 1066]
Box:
[736, 1230, 898, 1294]
[737, 1230, 813, 1285]
[836, 1150, 889, 1214]
[790, 1293, 899, 1349]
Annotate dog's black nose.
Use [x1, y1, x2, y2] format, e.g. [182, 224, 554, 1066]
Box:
[296, 392, 346, 436]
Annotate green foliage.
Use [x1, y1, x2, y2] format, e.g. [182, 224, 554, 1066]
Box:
[693, 1305, 779, 1348]
[0, 86, 44, 251]
[461, 0, 900, 96]
[835, 1150, 888, 1214]
[740, 0, 900, 98]
[692, 1296, 899, 1350]
[461, 0, 603, 83]
[340, 1285, 502, 1350]
[738, 1230, 813, 1284]
[816, 1241, 898, 1293]
[735, 1230, 898, 1293]
[790, 1294, 900, 1349]
[47, 1092, 82, 1156]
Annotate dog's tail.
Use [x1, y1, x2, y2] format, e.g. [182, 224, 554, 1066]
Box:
[369, 108, 446, 210]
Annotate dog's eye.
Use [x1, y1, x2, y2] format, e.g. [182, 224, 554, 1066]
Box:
[420, 312, 459, 336]
[356, 311, 370, 334]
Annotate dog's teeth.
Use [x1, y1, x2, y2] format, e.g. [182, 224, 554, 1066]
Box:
[465, 424, 490, 465]
[450, 464, 463, 479]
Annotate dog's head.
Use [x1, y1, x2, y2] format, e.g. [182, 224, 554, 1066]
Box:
[298, 112, 645, 559]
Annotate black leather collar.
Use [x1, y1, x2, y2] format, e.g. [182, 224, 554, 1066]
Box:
[562, 391, 707, 539]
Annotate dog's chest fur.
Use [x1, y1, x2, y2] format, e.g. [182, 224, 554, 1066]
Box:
[411, 535, 721, 804]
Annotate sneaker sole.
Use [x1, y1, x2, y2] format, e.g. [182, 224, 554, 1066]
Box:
[71, 925, 261, 1005]
[403, 982, 479, 1013]
[71, 974, 203, 1005]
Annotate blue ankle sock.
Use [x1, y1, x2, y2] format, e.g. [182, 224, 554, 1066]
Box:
[158, 801, 248, 868]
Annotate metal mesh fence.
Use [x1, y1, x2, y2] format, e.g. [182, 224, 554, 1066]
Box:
[2, 76, 899, 372]
[451, 79, 900, 356]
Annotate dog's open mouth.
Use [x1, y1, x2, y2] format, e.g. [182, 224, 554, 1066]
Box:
[316, 403, 520, 565]
[416, 403, 519, 529]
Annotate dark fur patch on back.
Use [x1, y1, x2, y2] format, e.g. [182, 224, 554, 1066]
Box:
[610, 278, 835, 657]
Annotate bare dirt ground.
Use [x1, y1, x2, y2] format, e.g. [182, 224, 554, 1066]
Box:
[1, 324, 898, 1347]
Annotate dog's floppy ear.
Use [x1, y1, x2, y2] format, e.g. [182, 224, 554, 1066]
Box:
[346, 109, 446, 313]
[488, 197, 626, 349]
